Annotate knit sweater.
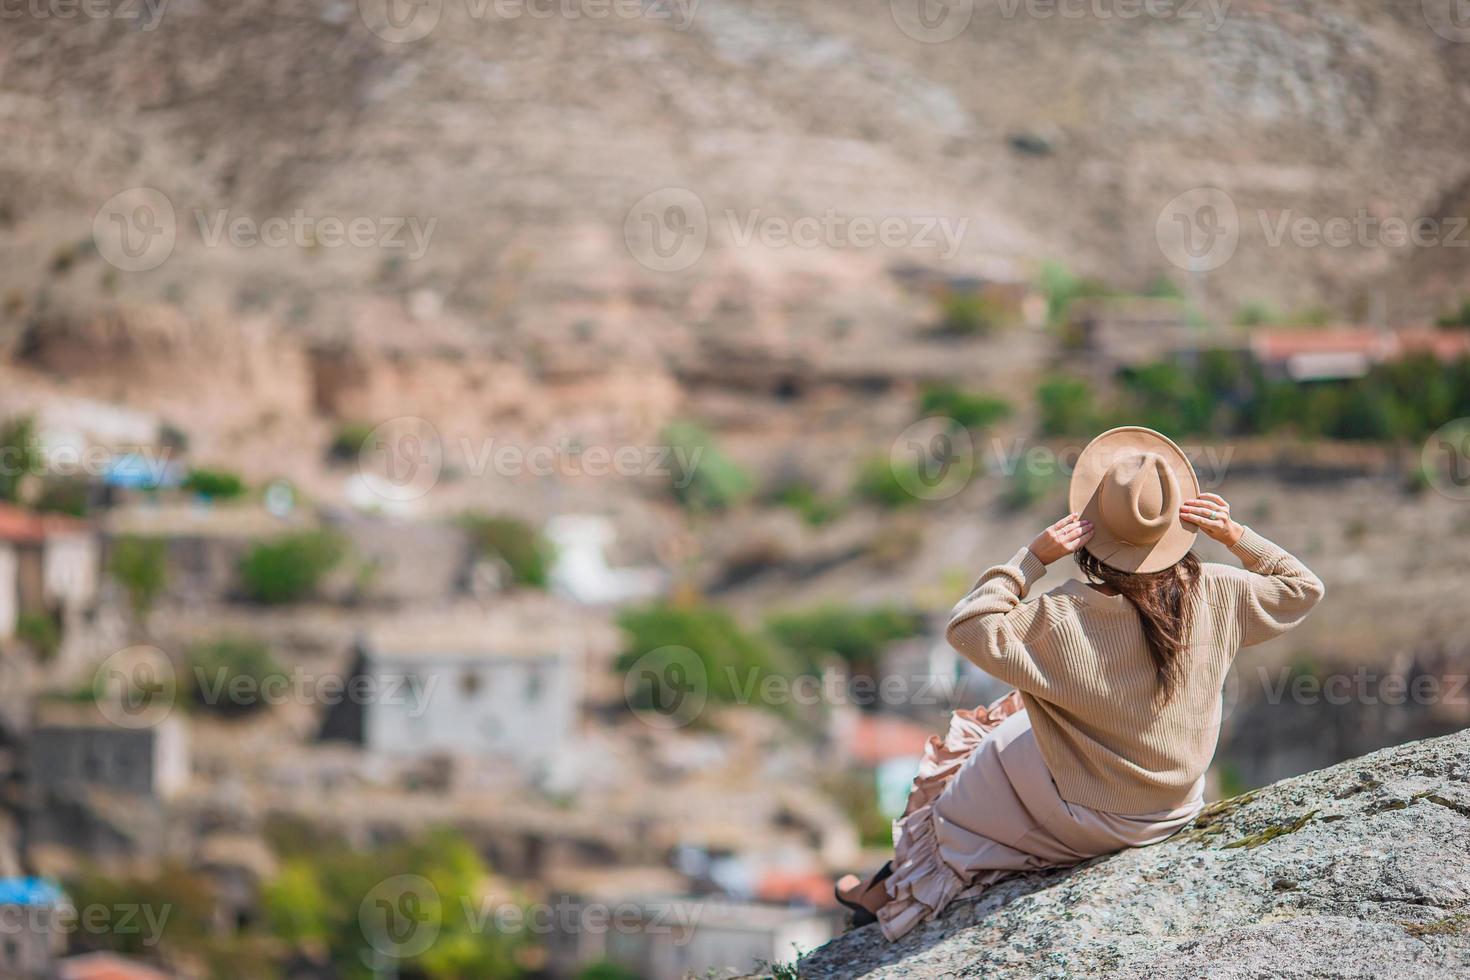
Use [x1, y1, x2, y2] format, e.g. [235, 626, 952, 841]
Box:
[946, 527, 1324, 814]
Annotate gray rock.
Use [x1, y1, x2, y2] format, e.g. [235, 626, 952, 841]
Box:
[791, 731, 1470, 979]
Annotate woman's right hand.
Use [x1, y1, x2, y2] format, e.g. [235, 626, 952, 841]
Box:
[1180, 492, 1244, 546]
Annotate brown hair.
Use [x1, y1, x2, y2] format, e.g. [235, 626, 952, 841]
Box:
[1074, 548, 1201, 704]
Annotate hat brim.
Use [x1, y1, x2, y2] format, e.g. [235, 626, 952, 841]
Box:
[1068, 426, 1200, 574]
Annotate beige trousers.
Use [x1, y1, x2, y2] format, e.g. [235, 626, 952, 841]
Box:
[879, 693, 1204, 941]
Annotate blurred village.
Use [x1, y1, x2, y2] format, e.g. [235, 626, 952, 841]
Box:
[0, 264, 1467, 979]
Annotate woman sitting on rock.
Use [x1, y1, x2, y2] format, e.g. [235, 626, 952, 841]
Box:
[837, 426, 1325, 940]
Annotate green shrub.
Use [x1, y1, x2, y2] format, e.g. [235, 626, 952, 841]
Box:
[577, 963, 644, 980]
[933, 292, 1005, 336]
[327, 422, 375, 462]
[263, 829, 520, 980]
[34, 477, 90, 517]
[1144, 275, 1185, 300]
[1234, 302, 1276, 326]
[852, 456, 919, 509]
[64, 865, 215, 960]
[766, 605, 922, 674]
[775, 483, 845, 527]
[238, 530, 345, 604]
[1036, 375, 1098, 437]
[918, 385, 1012, 431]
[1002, 465, 1065, 512]
[108, 535, 169, 618]
[16, 611, 60, 660]
[1039, 261, 1113, 325]
[186, 635, 286, 716]
[1115, 361, 1216, 438]
[0, 415, 38, 503]
[617, 602, 786, 709]
[459, 514, 553, 588]
[182, 467, 246, 500]
[663, 421, 753, 512]
[1438, 300, 1470, 329]
[1052, 348, 1470, 444]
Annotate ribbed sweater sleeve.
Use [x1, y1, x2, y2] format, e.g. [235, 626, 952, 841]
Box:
[944, 547, 1060, 694]
[1223, 526, 1326, 648]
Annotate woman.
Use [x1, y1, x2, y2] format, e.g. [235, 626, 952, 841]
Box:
[836, 426, 1324, 941]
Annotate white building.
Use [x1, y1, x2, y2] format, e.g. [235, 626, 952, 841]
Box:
[28, 702, 189, 800]
[0, 504, 98, 641]
[338, 600, 603, 784]
[545, 514, 665, 606]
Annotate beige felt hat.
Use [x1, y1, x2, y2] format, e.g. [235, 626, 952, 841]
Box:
[1068, 426, 1200, 574]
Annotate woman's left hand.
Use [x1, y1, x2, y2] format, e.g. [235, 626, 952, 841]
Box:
[1028, 513, 1094, 565]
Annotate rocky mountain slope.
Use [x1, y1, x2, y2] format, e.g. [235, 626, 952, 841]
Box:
[789, 729, 1470, 979]
[3, 0, 1470, 340]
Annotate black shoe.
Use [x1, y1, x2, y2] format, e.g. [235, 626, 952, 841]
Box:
[833, 862, 893, 928]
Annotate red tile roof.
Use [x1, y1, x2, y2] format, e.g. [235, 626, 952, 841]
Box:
[1250, 327, 1470, 365]
[849, 712, 932, 767]
[755, 868, 841, 908]
[58, 953, 172, 980]
[0, 503, 89, 544]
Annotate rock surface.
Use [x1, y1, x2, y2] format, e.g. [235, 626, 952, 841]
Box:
[793, 730, 1470, 979]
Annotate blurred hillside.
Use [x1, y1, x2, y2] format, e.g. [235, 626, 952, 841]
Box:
[4, 0, 1470, 340]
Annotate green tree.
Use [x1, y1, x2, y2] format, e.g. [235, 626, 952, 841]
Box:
[766, 605, 922, 675]
[617, 602, 786, 709]
[1036, 376, 1098, 437]
[0, 415, 39, 503]
[238, 530, 345, 604]
[460, 514, 554, 588]
[16, 612, 60, 660]
[263, 829, 521, 980]
[917, 385, 1012, 431]
[65, 864, 216, 959]
[578, 961, 643, 980]
[182, 467, 247, 500]
[663, 422, 753, 513]
[108, 536, 169, 618]
[186, 635, 287, 717]
[852, 456, 921, 509]
[933, 293, 1005, 336]
[328, 422, 376, 462]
